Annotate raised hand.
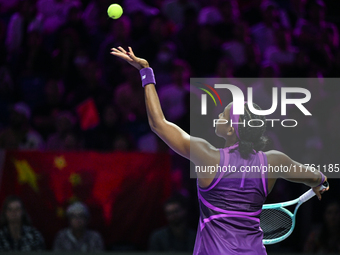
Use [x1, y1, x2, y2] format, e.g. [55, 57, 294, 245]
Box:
[110, 46, 149, 71]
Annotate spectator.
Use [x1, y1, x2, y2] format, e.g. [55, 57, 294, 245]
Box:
[113, 134, 134, 151]
[151, 41, 177, 87]
[222, 22, 252, 68]
[158, 59, 190, 122]
[0, 102, 44, 150]
[82, 0, 111, 35]
[0, 0, 20, 14]
[19, 30, 52, 77]
[60, 4, 88, 44]
[46, 111, 78, 150]
[282, 50, 310, 77]
[113, 65, 142, 120]
[0, 66, 14, 127]
[100, 16, 132, 54]
[136, 14, 173, 64]
[62, 131, 81, 150]
[5, 0, 41, 59]
[0, 195, 45, 251]
[251, 1, 286, 56]
[53, 202, 104, 251]
[98, 16, 133, 85]
[51, 28, 80, 83]
[36, 0, 81, 34]
[188, 24, 221, 76]
[113, 64, 147, 145]
[148, 195, 196, 252]
[129, 11, 150, 41]
[286, 0, 307, 28]
[123, 0, 159, 16]
[214, 0, 240, 42]
[304, 201, 340, 253]
[67, 61, 112, 110]
[32, 79, 66, 139]
[0, 21, 7, 65]
[233, 41, 261, 78]
[84, 104, 120, 151]
[162, 0, 199, 26]
[176, 7, 199, 63]
[294, 0, 339, 49]
[264, 28, 297, 67]
[198, 0, 223, 26]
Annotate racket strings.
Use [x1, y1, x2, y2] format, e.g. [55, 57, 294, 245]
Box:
[260, 209, 293, 239]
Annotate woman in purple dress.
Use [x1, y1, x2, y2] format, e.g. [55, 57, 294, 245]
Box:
[111, 47, 329, 255]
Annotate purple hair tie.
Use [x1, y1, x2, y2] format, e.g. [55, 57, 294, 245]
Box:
[140, 67, 156, 87]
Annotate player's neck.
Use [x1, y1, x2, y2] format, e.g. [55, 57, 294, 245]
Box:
[224, 138, 238, 148]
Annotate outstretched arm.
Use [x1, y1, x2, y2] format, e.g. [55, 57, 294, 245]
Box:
[110, 47, 219, 172]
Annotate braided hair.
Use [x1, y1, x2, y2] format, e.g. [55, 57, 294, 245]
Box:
[236, 103, 268, 159]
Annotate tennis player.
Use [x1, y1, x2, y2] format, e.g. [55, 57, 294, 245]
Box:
[111, 46, 329, 255]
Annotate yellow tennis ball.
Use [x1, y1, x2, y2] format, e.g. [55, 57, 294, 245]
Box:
[107, 4, 123, 19]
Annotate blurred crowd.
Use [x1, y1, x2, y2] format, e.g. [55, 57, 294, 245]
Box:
[0, 0, 340, 252]
[0, 196, 104, 251]
[0, 195, 339, 252]
[0, 0, 339, 154]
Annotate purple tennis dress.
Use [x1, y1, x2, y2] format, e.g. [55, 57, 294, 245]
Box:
[193, 144, 268, 255]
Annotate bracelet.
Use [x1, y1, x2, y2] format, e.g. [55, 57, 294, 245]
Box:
[140, 67, 156, 87]
[315, 172, 326, 187]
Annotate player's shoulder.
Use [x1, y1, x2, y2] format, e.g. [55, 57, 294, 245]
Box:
[191, 136, 219, 151]
[190, 136, 220, 166]
[264, 150, 288, 156]
[264, 150, 291, 166]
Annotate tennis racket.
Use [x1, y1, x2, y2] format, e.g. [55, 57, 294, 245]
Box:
[261, 181, 329, 245]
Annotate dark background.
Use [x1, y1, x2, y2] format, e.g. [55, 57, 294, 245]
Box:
[0, 0, 340, 253]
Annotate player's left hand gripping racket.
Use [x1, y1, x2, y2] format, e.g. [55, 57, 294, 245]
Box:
[261, 181, 329, 245]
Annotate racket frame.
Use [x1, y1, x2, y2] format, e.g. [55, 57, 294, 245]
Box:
[262, 184, 327, 245]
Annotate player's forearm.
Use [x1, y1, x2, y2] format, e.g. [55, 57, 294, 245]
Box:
[302, 168, 324, 187]
[267, 151, 326, 187]
[285, 168, 324, 187]
[144, 83, 166, 132]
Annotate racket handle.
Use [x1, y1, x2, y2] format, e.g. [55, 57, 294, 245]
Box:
[298, 181, 329, 203]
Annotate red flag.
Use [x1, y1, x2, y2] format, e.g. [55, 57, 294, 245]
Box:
[76, 98, 100, 130]
[0, 150, 171, 249]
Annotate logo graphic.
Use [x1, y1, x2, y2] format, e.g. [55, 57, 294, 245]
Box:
[199, 84, 311, 116]
[196, 82, 222, 115]
[195, 82, 312, 128]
